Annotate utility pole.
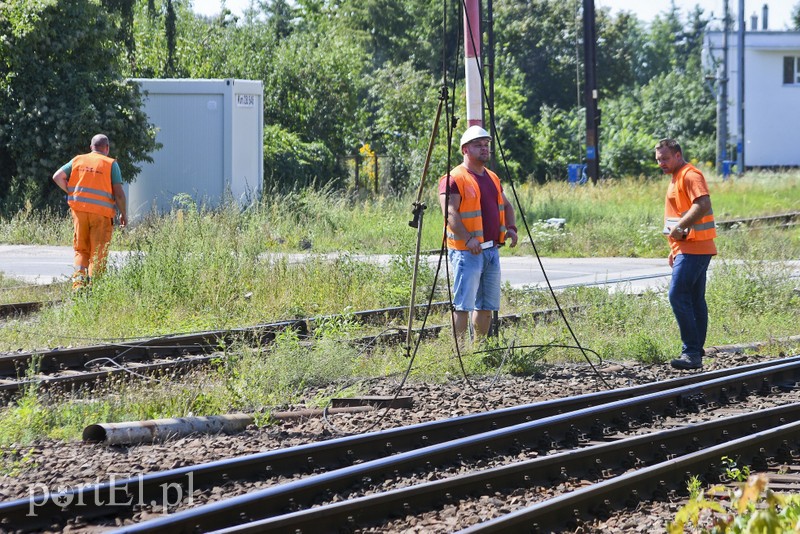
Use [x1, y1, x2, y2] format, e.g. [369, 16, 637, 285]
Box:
[736, 0, 745, 175]
[582, 0, 600, 184]
[487, 0, 496, 169]
[716, 0, 730, 174]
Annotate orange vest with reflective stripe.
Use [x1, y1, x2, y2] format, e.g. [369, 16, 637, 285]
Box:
[443, 165, 507, 251]
[664, 163, 717, 242]
[67, 153, 116, 218]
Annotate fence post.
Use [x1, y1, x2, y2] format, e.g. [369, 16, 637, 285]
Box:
[354, 153, 361, 190]
[374, 155, 379, 194]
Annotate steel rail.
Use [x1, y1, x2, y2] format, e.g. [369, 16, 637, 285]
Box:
[459, 418, 800, 533]
[0, 300, 55, 319]
[0, 354, 219, 396]
[72, 356, 800, 533]
[0, 305, 576, 395]
[0, 303, 461, 376]
[210, 402, 800, 533]
[715, 211, 800, 230]
[2, 355, 799, 531]
[0, 320, 306, 377]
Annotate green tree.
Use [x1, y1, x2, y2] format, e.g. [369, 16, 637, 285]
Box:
[793, 1, 800, 29]
[260, 0, 296, 39]
[0, 0, 157, 215]
[490, 75, 537, 183]
[531, 105, 583, 182]
[643, 2, 710, 78]
[367, 60, 439, 191]
[598, 68, 715, 178]
[495, 0, 581, 117]
[596, 10, 652, 96]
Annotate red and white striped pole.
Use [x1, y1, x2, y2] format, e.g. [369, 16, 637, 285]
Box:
[463, 0, 483, 127]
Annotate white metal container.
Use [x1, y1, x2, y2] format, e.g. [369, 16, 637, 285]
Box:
[127, 78, 264, 219]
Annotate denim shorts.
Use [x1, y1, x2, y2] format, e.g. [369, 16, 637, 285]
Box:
[448, 247, 501, 311]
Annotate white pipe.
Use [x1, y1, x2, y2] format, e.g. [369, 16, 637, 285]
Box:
[83, 407, 376, 445]
[83, 414, 255, 445]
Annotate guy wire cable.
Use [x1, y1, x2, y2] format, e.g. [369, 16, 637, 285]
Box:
[460, 2, 611, 389]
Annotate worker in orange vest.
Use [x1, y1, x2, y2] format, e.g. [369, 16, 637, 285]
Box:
[439, 126, 518, 340]
[655, 138, 717, 370]
[52, 134, 127, 290]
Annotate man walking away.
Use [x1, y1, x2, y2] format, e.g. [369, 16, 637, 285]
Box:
[655, 138, 717, 370]
[52, 134, 127, 290]
[439, 126, 518, 340]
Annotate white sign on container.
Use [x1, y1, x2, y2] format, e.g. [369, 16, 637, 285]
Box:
[236, 94, 256, 108]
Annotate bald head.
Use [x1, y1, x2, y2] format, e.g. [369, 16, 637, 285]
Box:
[91, 134, 109, 153]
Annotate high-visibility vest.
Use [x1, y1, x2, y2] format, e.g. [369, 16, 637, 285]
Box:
[665, 163, 716, 242]
[443, 165, 507, 251]
[67, 152, 116, 218]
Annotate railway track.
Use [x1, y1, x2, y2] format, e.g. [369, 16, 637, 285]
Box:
[714, 210, 800, 230]
[0, 303, 575, 399]
[3, 354, 800, 532]
[0, 300, 55, 319]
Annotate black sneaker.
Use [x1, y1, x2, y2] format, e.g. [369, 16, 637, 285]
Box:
[670, 353, 703, 370]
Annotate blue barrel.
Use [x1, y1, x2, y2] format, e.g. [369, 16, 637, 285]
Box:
[722, 160, 734, 178]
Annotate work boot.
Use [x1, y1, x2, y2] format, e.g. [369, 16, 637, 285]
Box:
[670, 353, 703, 370]
[71, 272, 87, 291]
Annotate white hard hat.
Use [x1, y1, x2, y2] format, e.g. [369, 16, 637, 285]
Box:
[460, 125, 491, 148]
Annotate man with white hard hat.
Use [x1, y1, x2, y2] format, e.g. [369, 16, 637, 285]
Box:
[439, 125, 518, 339]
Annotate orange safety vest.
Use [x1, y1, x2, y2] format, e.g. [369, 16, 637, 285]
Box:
[443, 165, 507, 251]
[67, 153, 116, 219]
[665, 163, 716, 242]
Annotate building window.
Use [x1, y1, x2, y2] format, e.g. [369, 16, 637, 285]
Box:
[784, 56, 800, 84]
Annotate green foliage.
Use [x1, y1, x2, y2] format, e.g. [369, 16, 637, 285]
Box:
[259, 29, 367, 181]
[531, 105, 583, 182]
[262, 125, 337, 191]
[476, 341, 549, 375]
[596, 10, 651, 95]
[495, 0, 580, 116]
[707, 260, 800, 318]
[367, 60, 439, 192]
[0, 0, 158, 215]
[597, 68, 716, 178]
[668, 472, 800, 534]
[687, 475, 704, 499]
[794, 2, 800, 30]
[492, 77, 538, 183]
[722, 455, 751, 482]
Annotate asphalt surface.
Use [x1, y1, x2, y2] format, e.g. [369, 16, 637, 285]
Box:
[1, 244, 673, 293]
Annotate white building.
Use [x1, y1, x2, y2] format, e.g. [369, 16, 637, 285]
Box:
[126, 78, 264, 219]
[704, 28, 800, 168]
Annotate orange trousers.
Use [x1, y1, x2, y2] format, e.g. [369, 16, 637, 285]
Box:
[71, 209, 113, 277]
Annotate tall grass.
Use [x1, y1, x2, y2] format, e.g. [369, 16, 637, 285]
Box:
[3, 173, 798, 259]
[0, 198, 434, 351]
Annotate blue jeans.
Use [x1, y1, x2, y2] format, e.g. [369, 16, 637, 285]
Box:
[668, 253, 712, 357]
[448, 247, 501, 311]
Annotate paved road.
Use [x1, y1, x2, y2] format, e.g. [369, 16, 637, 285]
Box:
[1, 244, 673, 292]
